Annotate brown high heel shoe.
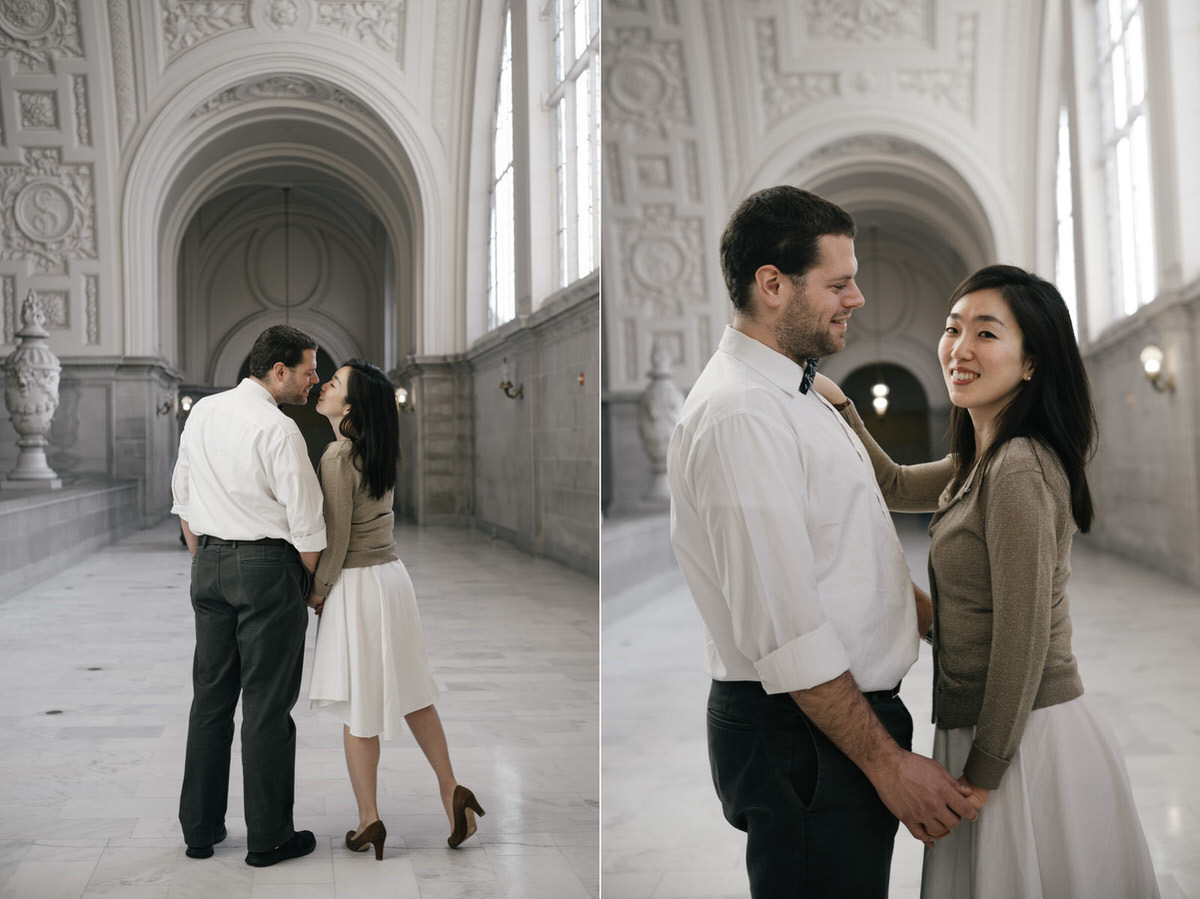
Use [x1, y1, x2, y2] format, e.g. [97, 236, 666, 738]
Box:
[447, 785, 485, 848]
[345, 819, 387, 860]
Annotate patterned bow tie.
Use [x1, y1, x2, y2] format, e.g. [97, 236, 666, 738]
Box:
[800, 357, 819, 394]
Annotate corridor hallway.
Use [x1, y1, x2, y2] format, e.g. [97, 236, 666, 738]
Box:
[0, 520, 598, 898]
[602, 515, 1200, 898]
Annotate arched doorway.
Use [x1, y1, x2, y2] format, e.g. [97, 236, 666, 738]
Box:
[842, 363, 932, 465]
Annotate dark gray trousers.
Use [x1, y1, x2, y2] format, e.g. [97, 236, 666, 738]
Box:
[707, 680, 911, 898]
[179, 541, 310, 852]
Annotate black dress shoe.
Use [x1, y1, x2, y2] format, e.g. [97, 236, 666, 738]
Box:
[185, 825, 227, 859]
[245, 830, 316, 867]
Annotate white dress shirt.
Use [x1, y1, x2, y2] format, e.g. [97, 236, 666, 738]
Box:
[171, 378, 326, 553]
[667, 327, 917, 695]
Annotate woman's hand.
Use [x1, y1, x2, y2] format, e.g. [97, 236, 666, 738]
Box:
[959, 775, 990, 811]
[307, 593, 325, 616]
[812, 372, 848, 406]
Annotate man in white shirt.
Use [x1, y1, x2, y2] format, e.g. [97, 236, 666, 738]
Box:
[667, 187, 978, 897]
[172, 325, 327, 867]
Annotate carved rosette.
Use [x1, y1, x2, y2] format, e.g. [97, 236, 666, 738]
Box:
[3, 290, 62, 483]
[636, 338, 684, 503]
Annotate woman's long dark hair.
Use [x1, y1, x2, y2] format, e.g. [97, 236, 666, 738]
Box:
[945, 265, 1096, 532]
[338, 359, 400, 501]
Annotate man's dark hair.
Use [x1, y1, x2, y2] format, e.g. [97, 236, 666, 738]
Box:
[247, 325, 318, 378]
[719, 186, 857, 313]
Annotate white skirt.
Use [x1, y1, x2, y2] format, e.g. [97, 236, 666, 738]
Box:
[308, 559, 440, 741]
[920, 696, 1159, 899]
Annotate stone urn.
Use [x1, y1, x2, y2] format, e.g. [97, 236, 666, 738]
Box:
[4, 291, 62, 487]
[637, 338, 684, 503]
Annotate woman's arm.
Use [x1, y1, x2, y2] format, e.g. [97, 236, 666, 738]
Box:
[813, 373, 952, 511]
[311, 448, 355, 601]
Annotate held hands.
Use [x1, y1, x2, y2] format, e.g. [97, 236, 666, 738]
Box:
[959, 775, 989, 811]
[307, 593, 325, 616]
[870, 749, 980, 849]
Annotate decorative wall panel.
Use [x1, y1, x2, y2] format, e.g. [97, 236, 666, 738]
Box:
[0, 148, 97, 275]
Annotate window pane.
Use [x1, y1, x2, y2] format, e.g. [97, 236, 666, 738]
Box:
[1126, 10, 1145, 107]
[1130, 115, 1156, 306]
[576, 66, 593, 276]
[1107, 0, 1124, 44]
[489, 6, 516, 329]
[1111, 42, 1127, 130]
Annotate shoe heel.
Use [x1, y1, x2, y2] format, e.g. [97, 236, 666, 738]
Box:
[372, 835, 385, 861]
[466, 793, 485, 817]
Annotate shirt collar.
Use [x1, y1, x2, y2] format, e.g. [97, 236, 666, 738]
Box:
[718, 326, 813, 396]
[239, 377, 278, 405]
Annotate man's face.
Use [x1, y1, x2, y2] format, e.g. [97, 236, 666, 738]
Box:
[772, 234, 864, 365]
[277, 349, 319, 406]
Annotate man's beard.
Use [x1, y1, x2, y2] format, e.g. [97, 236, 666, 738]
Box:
[773, 289, 842, 366]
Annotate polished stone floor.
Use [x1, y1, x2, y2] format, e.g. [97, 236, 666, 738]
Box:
[0, 519, 598, 899]
[602, 515, 1200, 898]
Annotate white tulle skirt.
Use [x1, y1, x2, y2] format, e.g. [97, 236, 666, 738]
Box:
[308, 559, 440, 741]
[920, 696, 1159, 899]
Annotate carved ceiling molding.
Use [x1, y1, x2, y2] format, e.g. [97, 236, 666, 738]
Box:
[106, 0, 136, 147]
[896, 14, 977, 117]
[1, 276, 14, 346]
[162, 1, 252, 58]
[0, 0, 83, 71]
[794, 135, 948, 175]
[0, 148, 97, 275]
[161, 0, 402, 61]
[755, 17, 839, 122]
[190, 73, 376, 121]
[802, 0, 931, 44]
[72, 73, 90, 145]
[604, 27, 691, 140]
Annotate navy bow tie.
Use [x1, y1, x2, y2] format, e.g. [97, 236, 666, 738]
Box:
[800, 357, 819, 394]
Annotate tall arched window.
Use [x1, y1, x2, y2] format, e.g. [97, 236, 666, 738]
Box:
[1055, 102, 1078, 335]
[488, 5, 516, 331]
[1096, 0, 1156, 316]
[546, 0, 600, 288]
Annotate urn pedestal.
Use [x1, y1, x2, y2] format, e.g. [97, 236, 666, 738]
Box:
[3, 292, 62, 490]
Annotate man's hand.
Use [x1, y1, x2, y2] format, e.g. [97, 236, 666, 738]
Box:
[790, 672, 978, 847]
[179, 518, 199, 558]
[868, 748, 978, 845]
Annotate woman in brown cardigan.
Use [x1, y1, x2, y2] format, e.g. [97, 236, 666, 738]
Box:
[307, 359, 484, 858]
[816, 266, 1156, 898]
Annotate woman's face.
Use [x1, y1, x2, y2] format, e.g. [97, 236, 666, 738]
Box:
[938, 288, 1034, 424]
[316, 365, 352, 421]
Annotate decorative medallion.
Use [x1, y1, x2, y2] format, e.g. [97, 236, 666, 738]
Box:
[0, 0, 83, 71]
[605, 28, 691, 139]
[264, 0, 298, 29]
[15, 181, 74, 241]
[0, 148, 97, 274]
[617, 205, 703, 318]
[0, 0, 57, 39]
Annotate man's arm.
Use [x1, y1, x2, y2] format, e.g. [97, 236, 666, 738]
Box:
[913, 582, 933, 640]
[790, 671, 979, 843]
[299, 551, 319, 574]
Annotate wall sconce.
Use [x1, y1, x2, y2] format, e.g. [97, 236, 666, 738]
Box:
[1139, 344, 1175, 393]
[156, 395, 173, 416]
[499, 356, 523, 400]
[177, 392, 196, 419]
[394, 385, 414, 413]
[871, 381, 890, 416]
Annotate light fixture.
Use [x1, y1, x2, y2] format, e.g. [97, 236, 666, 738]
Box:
[1140, 344, 1174, 393]
[395, 385, 414, 413]
[499, 356, 523, 400]
[871, 381, 890, 416]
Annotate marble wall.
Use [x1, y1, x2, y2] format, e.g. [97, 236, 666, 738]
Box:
[1085, 285, 1200, 586]
[471, 278, 600, 576]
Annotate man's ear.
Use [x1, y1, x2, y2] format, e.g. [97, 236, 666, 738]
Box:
[753, 265, 786, 312]
[272, 361, 288, 382]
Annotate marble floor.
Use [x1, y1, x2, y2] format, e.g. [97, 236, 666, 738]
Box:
[0, 519, 598, 899]
[602, 515, 1200, 898]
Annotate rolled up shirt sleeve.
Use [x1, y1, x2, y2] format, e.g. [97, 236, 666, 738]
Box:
[268, 432, 326, 553]
[170, 428, 191, 519]
[689, 411, 851, 694]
